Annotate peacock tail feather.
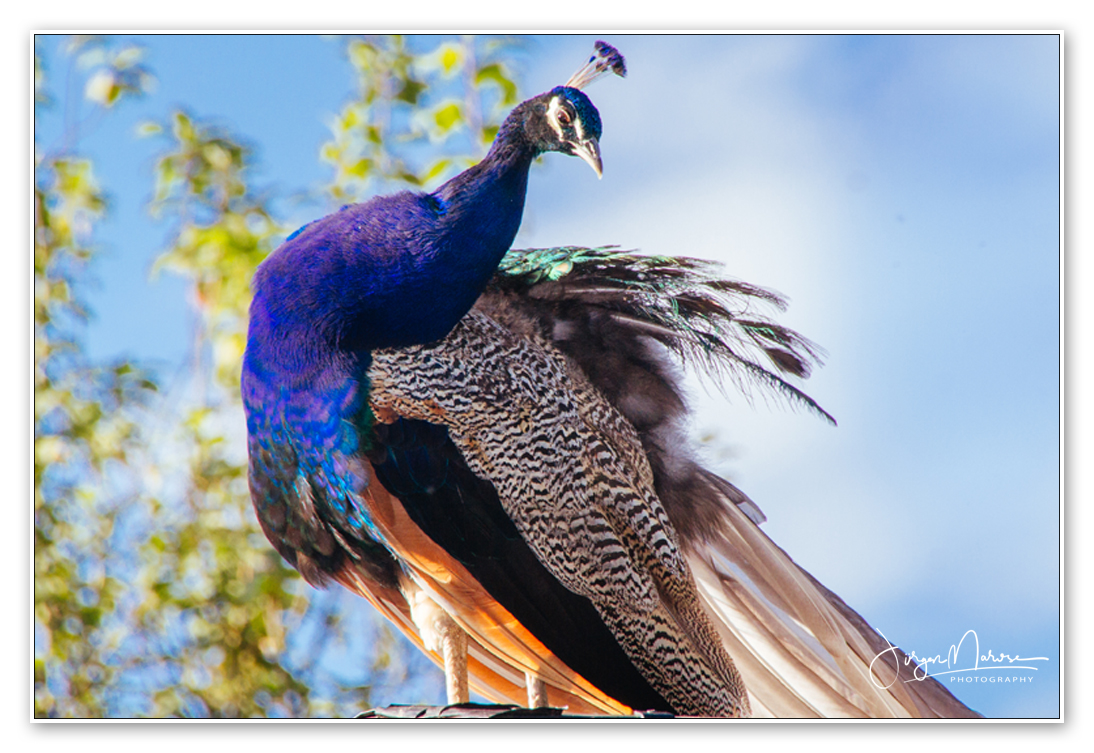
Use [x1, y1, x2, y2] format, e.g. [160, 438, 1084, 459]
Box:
[495, 246, 836, 426]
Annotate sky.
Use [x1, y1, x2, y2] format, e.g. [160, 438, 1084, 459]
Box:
[32, 33, 1060, 719]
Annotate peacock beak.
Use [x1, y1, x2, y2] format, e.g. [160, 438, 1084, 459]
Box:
[570, 136, 603, 179]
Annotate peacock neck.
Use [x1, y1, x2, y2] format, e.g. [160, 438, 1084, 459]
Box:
[432, 109, 538, 259]
[405, 107, 540, 340]
[245, 104, 542, 378]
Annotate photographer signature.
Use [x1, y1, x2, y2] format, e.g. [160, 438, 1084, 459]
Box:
[870, 629, 1049, 688]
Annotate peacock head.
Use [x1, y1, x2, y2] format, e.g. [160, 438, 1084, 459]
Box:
[528, 86, 605, 177]
[509, 41, 626, 179]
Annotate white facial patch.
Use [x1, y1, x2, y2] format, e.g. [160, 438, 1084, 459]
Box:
[546, 95, 566, 140]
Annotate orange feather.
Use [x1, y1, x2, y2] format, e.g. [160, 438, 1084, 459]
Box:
[332, 469, 632, 715]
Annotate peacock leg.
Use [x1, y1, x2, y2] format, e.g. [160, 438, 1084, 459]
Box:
[405, 580, 469, 704]
[440, 620, 469, 704]
[525, 672, 547, 708]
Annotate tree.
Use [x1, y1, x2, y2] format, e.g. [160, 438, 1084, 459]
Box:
[34, 35, 161, 717]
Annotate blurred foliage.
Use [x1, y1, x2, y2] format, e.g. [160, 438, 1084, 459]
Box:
[34, 33, 524, 717]
[147, 111, 277, 391]
[34, 36, 160, 717]
[323, 34, 521, 202]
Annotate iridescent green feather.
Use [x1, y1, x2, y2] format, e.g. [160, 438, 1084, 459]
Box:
[495, 246, 836, 425]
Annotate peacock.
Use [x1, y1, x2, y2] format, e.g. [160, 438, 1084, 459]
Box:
[242, 41, 979, 718]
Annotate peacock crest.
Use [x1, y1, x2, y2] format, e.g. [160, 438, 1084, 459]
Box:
[566, 40, 627, 90]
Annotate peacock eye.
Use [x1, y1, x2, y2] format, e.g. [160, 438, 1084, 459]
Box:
[557, 109, 572, 126]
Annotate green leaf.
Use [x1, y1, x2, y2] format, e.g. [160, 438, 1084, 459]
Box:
[80, 606, 103, 628]
[396, 79, 426, 105]
[347, 39, 376, 72]
[136, 120, 162, 137]
[433, 102, 463, 133]
[423, 158, 453, 183]
[476, 63, 519, 105]
[438, 43, 462, 74]
[347, 158, 373, 178]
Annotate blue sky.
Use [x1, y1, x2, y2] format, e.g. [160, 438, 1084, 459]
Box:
[33, 33, 1060, 719]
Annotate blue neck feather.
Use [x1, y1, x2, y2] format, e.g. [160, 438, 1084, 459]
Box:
[246, 103, 541, 379]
